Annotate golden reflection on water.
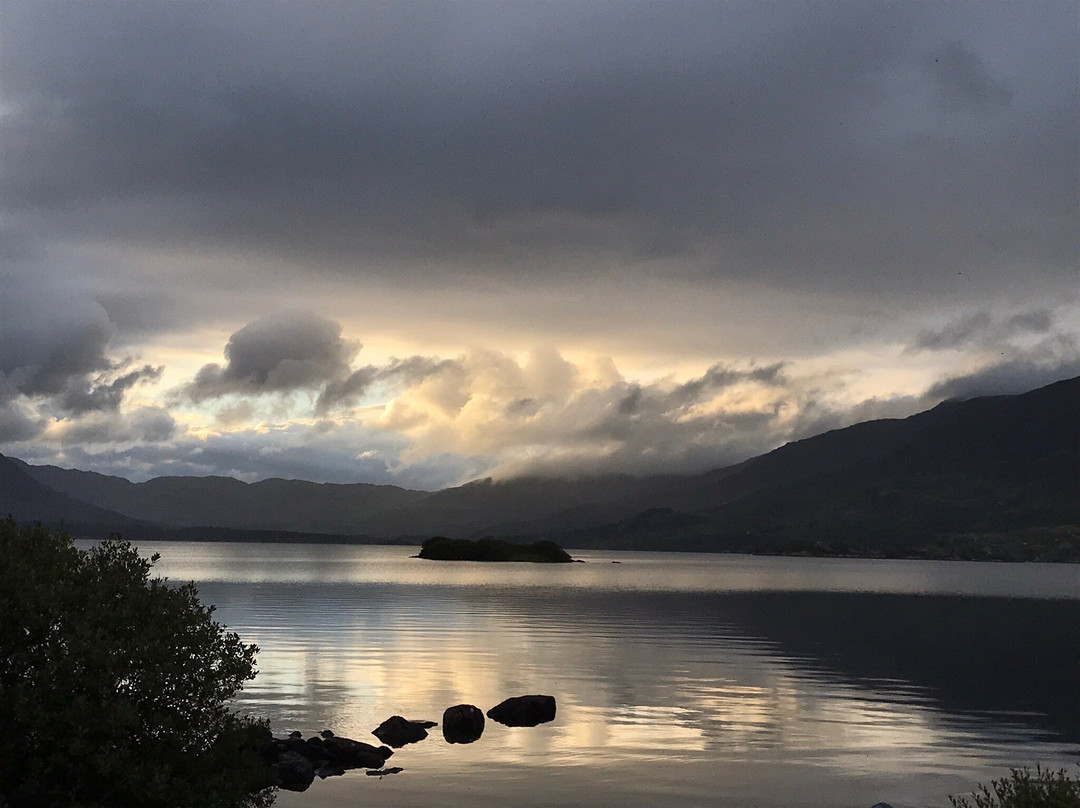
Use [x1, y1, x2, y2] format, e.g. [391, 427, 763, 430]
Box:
[126, 542, 1080, 808]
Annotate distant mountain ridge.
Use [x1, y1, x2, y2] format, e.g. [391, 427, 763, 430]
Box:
[0, 455, 144, 533]
[4, 376, 1078, 558]
[10, 461, 427, 534]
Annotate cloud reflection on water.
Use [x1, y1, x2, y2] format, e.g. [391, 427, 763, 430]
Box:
[131, 542, 1080, 807]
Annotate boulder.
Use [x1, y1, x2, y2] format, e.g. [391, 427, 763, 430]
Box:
[442, 704, 485, 744]
[281, 735, 328, 762]
[373, 715, 434, 747]
[487, 695, 557, 727]
[276, 750, 315, 792]
[320, 735, 394, 769]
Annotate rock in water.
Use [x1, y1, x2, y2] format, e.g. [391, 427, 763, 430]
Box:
[487, 695, 557, 727]
[276, 750, 315, 792]
[281, 735, 327, 761]
[442, 704, 485, 743]
[320, 735, 394, 769]
[373, 715, 433, 747]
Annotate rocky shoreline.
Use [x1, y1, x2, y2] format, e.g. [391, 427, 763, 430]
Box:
[263, 695, 557, 792]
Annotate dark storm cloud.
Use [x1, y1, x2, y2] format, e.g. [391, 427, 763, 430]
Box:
[909, 308, 1056, 352]
[0, 301, 117, 400]
[184, 312, 358, 401]
[3, 1, 1075, 298]
[0, 277, 171, 441]
[615, 363, 786, 416]
[59, 364, 164, 415]
[314, 355, 456, 414]
[314, 367, 381, 414]
[667, 363, 787, 408]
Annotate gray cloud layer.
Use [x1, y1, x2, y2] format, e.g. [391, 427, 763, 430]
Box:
[3, 1, 1076, 303]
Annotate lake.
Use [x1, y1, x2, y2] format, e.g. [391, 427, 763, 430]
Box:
[132, 542, 1080, 808]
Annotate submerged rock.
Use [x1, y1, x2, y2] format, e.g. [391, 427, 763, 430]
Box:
[442, 704, 485, 743]
[487, 695, 557, 727]
[367, 766, 404, 776]
[373, 715, 436, 747]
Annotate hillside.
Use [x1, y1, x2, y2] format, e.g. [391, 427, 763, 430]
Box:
[14, 462, 429, 534]
[570, 376, 1080, 556]
[0, 455, 144, 534]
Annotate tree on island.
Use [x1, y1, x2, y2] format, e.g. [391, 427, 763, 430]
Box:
[0, 518, 276, 808]
[418, 536, 573, 562]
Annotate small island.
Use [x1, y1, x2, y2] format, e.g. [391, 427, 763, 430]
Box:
[418, 536, 573, 563]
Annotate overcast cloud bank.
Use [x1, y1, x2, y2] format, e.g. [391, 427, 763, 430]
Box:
[1, 1, 1076, 485]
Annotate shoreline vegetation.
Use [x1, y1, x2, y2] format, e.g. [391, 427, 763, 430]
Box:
[757, 524, 1080, 564]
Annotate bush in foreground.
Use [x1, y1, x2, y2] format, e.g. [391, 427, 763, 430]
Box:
[950, 766, 1080, 808]
[0, 519, 276, 808]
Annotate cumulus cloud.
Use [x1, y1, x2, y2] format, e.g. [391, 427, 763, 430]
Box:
[184, 312, 358, 401]
[0, 298, 117, 401]
[372, 349, 796, 479]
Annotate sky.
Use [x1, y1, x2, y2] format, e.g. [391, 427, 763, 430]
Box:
[1, 1, 1077, 489]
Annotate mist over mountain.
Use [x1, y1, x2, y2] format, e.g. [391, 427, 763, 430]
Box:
[5, 376, 1078, 558]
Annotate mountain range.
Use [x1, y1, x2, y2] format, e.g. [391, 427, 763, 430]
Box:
[3, 376, 1078, 559]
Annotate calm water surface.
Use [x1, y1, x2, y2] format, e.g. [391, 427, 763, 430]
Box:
[134, 542, 1080, 808]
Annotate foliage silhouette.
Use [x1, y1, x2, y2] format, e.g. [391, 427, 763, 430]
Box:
[0, 518, 276, 808]
[950, 766, 1080, 808]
